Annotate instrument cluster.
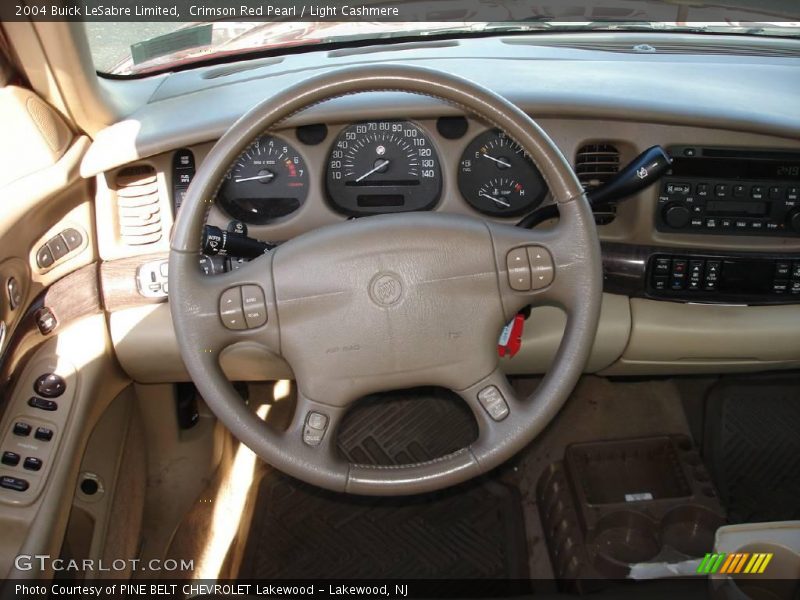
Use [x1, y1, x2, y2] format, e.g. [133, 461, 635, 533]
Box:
[215, 117, 549, 224]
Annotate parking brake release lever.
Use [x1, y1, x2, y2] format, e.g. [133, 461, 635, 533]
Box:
[517, 145, 672, 229]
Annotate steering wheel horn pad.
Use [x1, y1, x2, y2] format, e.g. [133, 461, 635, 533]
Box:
[169, 64, 602, 495]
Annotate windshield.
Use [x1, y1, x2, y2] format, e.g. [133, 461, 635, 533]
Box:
[87, 19, 800, 77]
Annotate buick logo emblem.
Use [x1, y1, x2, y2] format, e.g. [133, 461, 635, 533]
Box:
[369, 273, 403, 306]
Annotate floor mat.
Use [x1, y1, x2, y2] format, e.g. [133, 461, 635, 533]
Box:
[238, 473, 529, 580]
[336, 386, 478, 466]
[704, 376, 800, 523]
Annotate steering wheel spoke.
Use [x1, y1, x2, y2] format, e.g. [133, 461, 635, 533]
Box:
[169, 251, 280, 358]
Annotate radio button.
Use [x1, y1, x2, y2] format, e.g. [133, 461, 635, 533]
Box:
[721, 218, 733, 229]
[751, 186, 765, 199]
[769, 186, 782, 199]
[735, 220, 748, 229]
[705, 218, 718, 229]
[751, 220, 765, 230]
[666, 183, 691, 195]
[787, 187, 798, 201]
[732, 184, 746, 197]
[695, 183, 709, 197]
[690, 218, 704, 228]
[775, 262, 792, 278]
[714, 184, 729, 197]
[663, 204, 691, 228]
[791, 262, 800, 280]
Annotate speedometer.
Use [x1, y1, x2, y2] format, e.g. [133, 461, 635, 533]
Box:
[326, 121, 442, 215]
[217, 135, 309, 225]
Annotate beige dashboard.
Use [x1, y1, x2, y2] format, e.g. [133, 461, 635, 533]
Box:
[92, 113, 800, 383]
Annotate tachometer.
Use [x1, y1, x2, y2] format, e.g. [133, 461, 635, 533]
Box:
[458, 130, 547, 217]
[326, 121, 442, 215]
[217, 135, 309, 225]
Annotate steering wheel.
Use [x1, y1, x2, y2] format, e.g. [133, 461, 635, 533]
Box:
[169, 64, 602, 496]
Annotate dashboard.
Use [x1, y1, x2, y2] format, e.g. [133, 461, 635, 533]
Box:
[79, 33, 800, 381]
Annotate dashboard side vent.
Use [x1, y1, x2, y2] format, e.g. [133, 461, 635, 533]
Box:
[113, 165, 162, 246]
[575, 143, 620, 225]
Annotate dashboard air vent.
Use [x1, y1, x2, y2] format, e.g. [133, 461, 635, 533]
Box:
[114, 165, 162, 246]
[575, 143, 620, 225]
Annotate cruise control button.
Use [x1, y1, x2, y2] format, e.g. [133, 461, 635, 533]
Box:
[527, 246, 554, 290]
[303, 411, 329, 447]
[241, 285, 267, 328]
[506, 248, 531, 291]
[0, 476, 29, 492]
[1, 451, 20, 466]
[28, 397, 58, 411]
[477, 385, 509, 421]
[219, 287, 245, 330]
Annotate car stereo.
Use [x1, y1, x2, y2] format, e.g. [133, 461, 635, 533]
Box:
[655, 146, 800, 236]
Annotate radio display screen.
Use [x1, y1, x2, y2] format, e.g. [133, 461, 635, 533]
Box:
[671, 157, 800, 181]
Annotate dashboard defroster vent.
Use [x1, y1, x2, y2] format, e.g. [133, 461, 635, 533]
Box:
[575, 143, 620, 225]
[113, 165, 162, 246]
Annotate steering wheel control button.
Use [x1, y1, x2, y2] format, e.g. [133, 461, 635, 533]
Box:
[528, 246, 554, 290]
[13, 422, 31, 437]
[23, 457, 43, 471]
[241, 285, 268, 328]
[303, 411, 329, 447]
[506, 248, 532, 291]
[34, 427, 53, 442]
[0, 476, 29, 492]
[477, 385, 510, 421]
[35, 245, 55, 269]
[219, 287, 246, 330]
[33, 373, 66, 398]
[1, 451, 20, 467]
[28, 397, 58, 411]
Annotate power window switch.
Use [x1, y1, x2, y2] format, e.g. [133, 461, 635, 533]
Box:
[23, 457, 42, 472]
[34, 427, 53, 442]
[1, 451, 20, 466]
[13, 422, 31, 437]
[0, 476, 29, 492]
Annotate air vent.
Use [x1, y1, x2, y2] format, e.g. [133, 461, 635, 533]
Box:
[575, 143, 620, 225]
[114, 165, 162, 245]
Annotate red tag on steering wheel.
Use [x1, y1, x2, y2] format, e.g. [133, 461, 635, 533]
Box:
[498, 313, 525, 358]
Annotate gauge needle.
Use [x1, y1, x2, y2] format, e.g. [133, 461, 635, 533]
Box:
[479, 192, 511, 208]
[481, 153, 511, 168]
[355, 159, 390, 182]
[234, 173, 275, 183]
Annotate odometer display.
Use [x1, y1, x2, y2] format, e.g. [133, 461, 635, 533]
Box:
[326, 121, 442, 215]
[217, 135, 308, 225]
[458, 130, 547, 217]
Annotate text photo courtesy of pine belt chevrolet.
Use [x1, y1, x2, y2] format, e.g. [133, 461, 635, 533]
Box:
[0, 1, 799, 599]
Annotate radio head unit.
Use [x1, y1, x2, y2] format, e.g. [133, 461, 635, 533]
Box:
[656, 146, 800, 236]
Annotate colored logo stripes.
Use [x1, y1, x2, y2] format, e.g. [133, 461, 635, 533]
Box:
[697, 552, 773, 574]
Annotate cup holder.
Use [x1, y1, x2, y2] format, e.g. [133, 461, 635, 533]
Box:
[661, 505, 724, 557]
[589, 511, 661, 565]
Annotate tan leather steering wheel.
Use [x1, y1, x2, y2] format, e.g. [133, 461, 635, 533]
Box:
[169, 64, 602, 496]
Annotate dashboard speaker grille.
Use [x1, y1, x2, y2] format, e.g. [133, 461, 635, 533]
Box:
[575, 143, 620, 225]
[113, 165, 162, 245]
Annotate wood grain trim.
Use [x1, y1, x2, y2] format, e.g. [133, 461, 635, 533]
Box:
[100, 252, 168, 313]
